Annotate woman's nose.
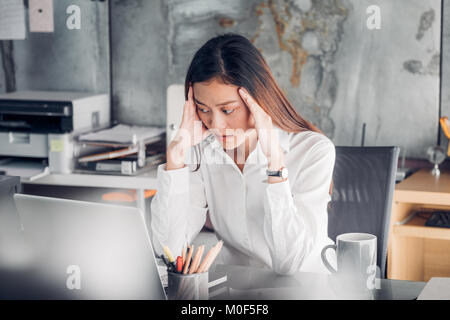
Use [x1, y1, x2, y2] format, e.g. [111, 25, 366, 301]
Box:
[209, 113, 227, 132]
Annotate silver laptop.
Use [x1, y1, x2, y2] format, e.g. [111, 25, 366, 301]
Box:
[3, 194, 167, 300]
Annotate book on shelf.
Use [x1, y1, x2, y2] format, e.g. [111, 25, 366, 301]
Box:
[75, 124, 166, 175]
[78, 146, 139, 163]
[78, 124, 166, 145]
[76, 153, 165, 176]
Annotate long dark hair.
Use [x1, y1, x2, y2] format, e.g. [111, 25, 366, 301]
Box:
[185, 33, 324, 173]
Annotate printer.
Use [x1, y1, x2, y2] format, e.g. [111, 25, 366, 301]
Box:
[0, 91, 110, 175]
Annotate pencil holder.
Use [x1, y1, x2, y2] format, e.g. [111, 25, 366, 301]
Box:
[167, 271, 209, 300]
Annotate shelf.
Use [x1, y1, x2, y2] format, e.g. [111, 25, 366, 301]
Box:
[389, 169, 450, 281]
[394, 169, 450, 206]
[20, 167, 158, 190]
[393, 215, 450, 241]
[394, 190, 450, 206]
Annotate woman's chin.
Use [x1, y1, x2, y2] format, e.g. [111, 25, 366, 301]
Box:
[219, 138, 241, 150]
[222, 142, 246, 150]
[221, 141, 237, 150]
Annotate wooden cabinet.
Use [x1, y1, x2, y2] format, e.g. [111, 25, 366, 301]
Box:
[388, 168, 450, 281]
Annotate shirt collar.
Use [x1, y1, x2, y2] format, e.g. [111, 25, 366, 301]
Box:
[202, 127, 291, 153]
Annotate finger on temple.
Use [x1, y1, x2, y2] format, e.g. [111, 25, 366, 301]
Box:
[187, 84, 194, 102]
[239, 88, 255, 110]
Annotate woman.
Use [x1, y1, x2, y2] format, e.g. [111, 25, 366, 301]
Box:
[150, 33, 336, 275]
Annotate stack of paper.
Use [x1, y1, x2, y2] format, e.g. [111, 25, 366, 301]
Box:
[79, 124, 165, 145]
[0, 0, 26, 40]
[75, 124, 166, 175]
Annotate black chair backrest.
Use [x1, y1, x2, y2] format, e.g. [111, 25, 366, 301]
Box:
[328, 146, 399, 278]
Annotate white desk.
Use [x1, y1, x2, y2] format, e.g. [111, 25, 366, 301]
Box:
[20, 168, 159, 214]
[206, 264, 426, 300]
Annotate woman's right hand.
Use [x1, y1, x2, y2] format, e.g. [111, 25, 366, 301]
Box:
[166, 84, 208, 170]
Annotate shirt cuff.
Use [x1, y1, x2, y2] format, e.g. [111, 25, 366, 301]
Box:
[266, 177, 291, 194]
[157, 163, 189, 195]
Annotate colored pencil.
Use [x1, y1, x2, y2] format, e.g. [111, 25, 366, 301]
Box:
[181, 245, 186, 266]
[196, 242, 218, 273]
[188, 245, 204, 274]
[204, 240, 223, 272]
[183, 245, 194, 274]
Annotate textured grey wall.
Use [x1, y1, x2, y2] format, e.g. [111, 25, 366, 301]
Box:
[110, 0, 168, 126]
[1, 0, 447, 160]
[110, 0, 442, 159]
[328, 0, 441, 158]
[0, 47, 5, 92]
[0, 0, 109, 93]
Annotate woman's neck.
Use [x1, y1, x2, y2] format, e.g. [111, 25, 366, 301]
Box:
[230, 129, 258, 169]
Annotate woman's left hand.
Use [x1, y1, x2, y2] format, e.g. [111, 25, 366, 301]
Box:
[238, 87, 285, 173]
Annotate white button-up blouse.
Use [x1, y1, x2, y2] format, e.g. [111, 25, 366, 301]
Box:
[150, 128, 337, 275]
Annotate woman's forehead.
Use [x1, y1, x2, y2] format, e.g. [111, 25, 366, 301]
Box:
[193, 79, 240, 105]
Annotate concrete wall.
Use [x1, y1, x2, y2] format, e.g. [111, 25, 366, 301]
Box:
[329, 0, 441, 158]
[0, 46, 5, 92]
[1, 0, 447, 160]
[112, 0, 442, 159]
[0, 0, 109, 94]
[110, 0, 168, 126]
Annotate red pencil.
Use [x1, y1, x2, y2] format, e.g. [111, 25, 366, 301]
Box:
[176, 256, 183, 273]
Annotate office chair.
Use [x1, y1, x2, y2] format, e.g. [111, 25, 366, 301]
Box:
[327, 146, 400, 278]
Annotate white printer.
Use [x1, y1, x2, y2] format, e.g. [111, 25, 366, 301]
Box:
[0, 91, 110, 175]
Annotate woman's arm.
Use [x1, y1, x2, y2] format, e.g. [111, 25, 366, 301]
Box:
[150, 157, 208, 259]
[262, 138, 336, 275]
[151, 84, 210, 257]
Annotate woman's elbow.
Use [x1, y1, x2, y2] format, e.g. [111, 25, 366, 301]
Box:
[271, 255, 305, 276]
[273, 265, 298, 276]
[270, 240, 314, 276]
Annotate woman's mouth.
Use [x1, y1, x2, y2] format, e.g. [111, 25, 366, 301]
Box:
[216, 134, 233, 142]
[222, 135, 232, 141]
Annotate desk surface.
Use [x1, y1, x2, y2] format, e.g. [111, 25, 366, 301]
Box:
[207, 264, 425, 300]
[20, 168, 158, 190]
[395, 168, 450, 205]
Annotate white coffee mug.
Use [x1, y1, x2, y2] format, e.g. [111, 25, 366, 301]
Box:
[321, 233, 377, 279]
